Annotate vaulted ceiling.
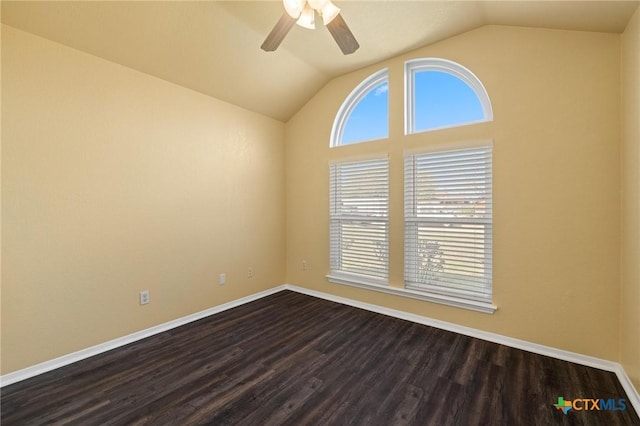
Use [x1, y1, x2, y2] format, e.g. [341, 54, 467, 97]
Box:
[2, 1, 638, 122]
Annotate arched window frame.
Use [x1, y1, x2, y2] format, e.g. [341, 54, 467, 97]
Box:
[404, 58, 493, 135]
[330, 68, 389, 147]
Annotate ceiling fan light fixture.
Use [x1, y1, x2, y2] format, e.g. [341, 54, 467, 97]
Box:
[307, 0, 328, 9]
[283, 0, 305, 19]
[296, 5, 316, 29]
[320, 1, 340, 25]
[263, 0, 358, 55]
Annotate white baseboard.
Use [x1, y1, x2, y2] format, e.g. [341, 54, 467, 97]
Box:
[2, 283, 638, 416]
[284, 284, 640, 416]
[0, 285, 286, 387]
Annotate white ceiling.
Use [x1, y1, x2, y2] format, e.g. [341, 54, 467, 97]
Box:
[2, 1, 639, 122]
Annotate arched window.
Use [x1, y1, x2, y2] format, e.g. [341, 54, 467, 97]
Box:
[327, 58, 495, 313]
[331, 68, 388, 147]
[405, 58, 492, 134]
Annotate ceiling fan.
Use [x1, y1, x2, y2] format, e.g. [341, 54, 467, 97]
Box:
[261, 0, 359, 55]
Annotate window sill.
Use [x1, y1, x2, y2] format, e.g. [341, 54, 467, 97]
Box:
[326, 274, 497, 314]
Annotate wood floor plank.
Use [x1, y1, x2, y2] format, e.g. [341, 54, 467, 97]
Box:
[2, 290, 638, 425]
[390, 385, 424, 425]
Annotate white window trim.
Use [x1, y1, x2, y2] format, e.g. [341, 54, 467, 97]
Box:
[404, 58, 493, 135]
[326, 274, 497, 314]
[330, 68, 389, 147]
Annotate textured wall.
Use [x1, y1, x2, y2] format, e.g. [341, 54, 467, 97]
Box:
[621, 8, 640, 389]
[1, 25, 285, 374]
[285, 25, 621, 361]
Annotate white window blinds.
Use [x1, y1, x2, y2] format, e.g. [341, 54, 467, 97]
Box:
[404, 146, 492, 302]
[329, 158, 389, 283]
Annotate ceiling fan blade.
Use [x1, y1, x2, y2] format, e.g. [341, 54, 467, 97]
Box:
[326, 13, 359, 55]
[261, 13, 297, 52]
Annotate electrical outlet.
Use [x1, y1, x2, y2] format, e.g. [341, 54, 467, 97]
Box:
[302, 260, 308, 270]
[219, 273, 226, 285]
[247, 267, 253, 278]
[139, 290, 150, 305]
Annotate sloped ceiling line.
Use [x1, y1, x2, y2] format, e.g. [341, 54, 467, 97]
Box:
[2, 1, 638, 122]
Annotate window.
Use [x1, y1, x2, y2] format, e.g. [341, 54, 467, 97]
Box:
[331, 69, 388, 147]
[327, 58, 495, 313]
[405, 58, 492, 134]
[328, 157, 389, 285]
[404, 145, 493, 304]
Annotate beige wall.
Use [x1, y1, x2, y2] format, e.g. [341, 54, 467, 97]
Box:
[1, 25, 285, 374]
[1, 20, 633, 381]
[621, 8, 640, 390]
[285, 26, 621, 361]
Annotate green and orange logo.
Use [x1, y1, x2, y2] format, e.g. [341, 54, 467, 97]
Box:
[553, 397, 627, 415]
[554, 397, 572, 414]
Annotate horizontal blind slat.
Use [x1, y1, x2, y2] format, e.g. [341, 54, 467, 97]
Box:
[405, 145, 492, 302]
[330, 158, 389, 282]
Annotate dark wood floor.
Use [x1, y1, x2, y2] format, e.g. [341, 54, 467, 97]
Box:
[2, 290, 638, 425]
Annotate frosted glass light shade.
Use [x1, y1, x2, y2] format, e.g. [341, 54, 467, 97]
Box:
[307, 0, 329, 9]
[296, 5, 316, 29]
[283, 0, 305, 18]
[321, 2, 340, 24]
